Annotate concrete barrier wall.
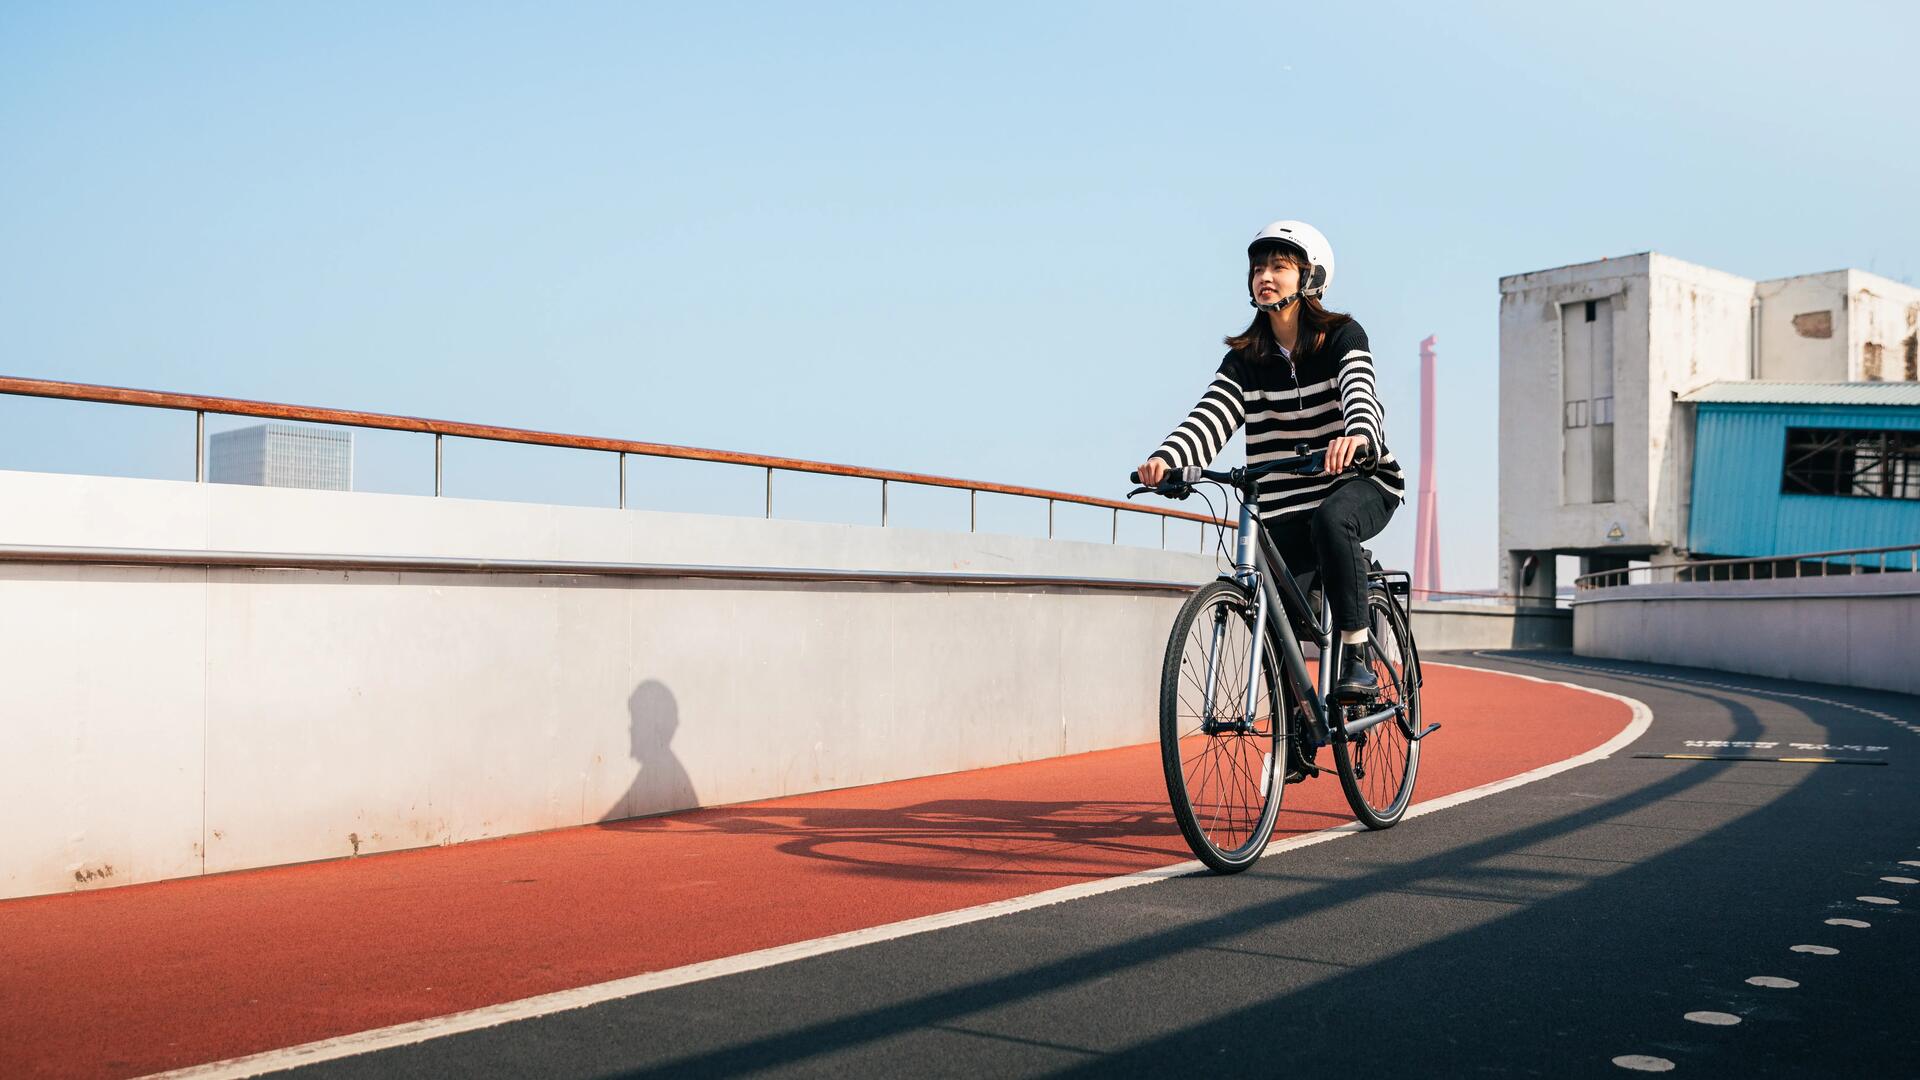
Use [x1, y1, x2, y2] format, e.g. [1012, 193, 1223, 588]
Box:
[1410, 602, 1571, 652]
[0, 469, 1220, 900]
[1574, 575, 1920, 694]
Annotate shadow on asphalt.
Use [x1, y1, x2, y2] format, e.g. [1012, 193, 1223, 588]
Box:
[598, 652, 1915, 1079]
[597, 797, 1349, 882]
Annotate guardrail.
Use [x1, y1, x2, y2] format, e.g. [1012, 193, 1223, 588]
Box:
[0, 375, 1226, 549]
[1573, 543, 1920, 591]
[1410, 587, 1571, 608]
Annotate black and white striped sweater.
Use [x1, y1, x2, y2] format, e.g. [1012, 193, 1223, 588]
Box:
[1149, 319, 1407, 520]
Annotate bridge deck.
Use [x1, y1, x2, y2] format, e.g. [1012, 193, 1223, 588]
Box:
[0, 664, 1628, 1079]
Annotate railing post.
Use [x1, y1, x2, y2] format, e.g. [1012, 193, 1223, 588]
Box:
[194, 411, 205, 482]
[1111, 507, 1118, 544]
[969, 489, 976, 533]
[434, 433, 443, 497]
[618, 452, 626, 510]
[1160, 515, 1166, 550]
[1047, 499, 1054, 539]
[881, 479, 889, 527]
[765, 467, 773, 519]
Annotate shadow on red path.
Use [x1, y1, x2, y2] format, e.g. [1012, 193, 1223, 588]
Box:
[0, 664, 1628, 1079]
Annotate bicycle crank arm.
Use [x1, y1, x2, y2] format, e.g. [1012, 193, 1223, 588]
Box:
[1411, 722, 1442, 741]
[1340, 703, 1403, 738]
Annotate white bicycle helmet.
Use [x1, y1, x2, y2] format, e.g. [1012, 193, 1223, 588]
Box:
[1247, 220, 1335, 311]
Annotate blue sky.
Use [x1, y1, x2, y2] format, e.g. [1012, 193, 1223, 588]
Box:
[3, 2, 1916, 585]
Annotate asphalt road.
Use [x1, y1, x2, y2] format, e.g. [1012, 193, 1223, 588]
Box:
[283, 651, 1920, 1079]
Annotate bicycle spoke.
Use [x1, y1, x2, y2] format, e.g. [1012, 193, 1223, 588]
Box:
[1160, 583, 1286, 870]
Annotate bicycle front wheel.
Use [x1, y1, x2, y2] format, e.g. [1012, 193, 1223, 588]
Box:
[1331, 587, 1421, 829]
[1159, 579, 1286, 874]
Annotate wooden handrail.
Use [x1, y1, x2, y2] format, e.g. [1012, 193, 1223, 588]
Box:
[0, 375, 1226, 525]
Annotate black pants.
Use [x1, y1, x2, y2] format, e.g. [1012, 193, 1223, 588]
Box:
[1264, 479, 1396, 633]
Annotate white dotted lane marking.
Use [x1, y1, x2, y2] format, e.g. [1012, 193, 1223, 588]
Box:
[1791, 945, 1840, 955]
[1899, 861, 1920, 868]
[1747, 976, 1799, 988]
[1825, 918, 1871, 928]
[1858, 896, 1900, 905]
[1613, 1055, 1676, 1072]
[1880, 876, 1918, 884]
[1684, 1011, 1742, 1026]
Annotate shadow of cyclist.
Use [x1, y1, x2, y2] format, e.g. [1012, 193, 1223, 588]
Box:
[614, 679, 698, 820]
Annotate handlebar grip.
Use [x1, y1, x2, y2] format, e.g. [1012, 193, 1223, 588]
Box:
[1129, 465, 1203, 488]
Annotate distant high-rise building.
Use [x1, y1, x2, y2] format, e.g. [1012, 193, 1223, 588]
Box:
[209, 423, 353, 491]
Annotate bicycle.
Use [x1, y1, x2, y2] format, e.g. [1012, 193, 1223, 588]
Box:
[1128, 450, 1437, 873]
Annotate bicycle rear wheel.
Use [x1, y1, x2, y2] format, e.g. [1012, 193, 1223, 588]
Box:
[1159, 579, 1286, 873]
[1331, 588, 1421, 829]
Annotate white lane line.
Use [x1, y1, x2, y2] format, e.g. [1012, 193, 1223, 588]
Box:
[1613, 1054, 1676, 1072]
[1747, 976, 1799, 988]
[1790, 945, 1839, 955]
[1880, 876, 1918, 884]
[1858, 896, 1900, 905]
[1825, 918, 1871, 928]
[1898, 860, 1920, 868]
[1468, 651, 1910, 733]
[1684, 1011, 1741, 1026]
[140, 665, 1652, 1080]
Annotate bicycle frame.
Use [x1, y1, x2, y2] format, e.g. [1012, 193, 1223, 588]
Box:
[1218, 496, 1341, 744]
[1145, 455, 1423, 748]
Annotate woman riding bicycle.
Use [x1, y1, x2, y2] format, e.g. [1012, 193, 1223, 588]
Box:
[1135, 220, 1407, 703]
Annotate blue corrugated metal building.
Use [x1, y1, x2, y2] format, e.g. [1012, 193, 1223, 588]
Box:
[1683, 382, 1920, 559]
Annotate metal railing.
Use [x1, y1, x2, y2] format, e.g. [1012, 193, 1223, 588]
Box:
[1574, 543, 1920, 591]
[0, 376, 1227, 549]
[1409, 587, 1572, 608]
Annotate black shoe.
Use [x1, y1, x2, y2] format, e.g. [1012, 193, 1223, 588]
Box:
[1332, 643, 1378, 702]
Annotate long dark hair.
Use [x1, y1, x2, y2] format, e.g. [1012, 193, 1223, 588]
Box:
[1225, 249, 1351, 361]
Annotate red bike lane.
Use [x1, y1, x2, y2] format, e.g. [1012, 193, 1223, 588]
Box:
[0, 663, 1632, 1079]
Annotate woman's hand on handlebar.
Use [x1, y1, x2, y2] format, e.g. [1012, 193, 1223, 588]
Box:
[1135, 459, 1168, 486]
[1325, 435, 1369, 474]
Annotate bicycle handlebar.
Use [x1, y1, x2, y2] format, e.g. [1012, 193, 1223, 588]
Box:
[1128, 447, 1329, 500]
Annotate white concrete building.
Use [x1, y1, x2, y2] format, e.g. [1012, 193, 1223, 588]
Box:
[1498, 254, 1920, 602]
[1755, 270, 1920, 383]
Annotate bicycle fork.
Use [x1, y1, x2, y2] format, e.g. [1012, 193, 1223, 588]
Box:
[1202, 500, 1271, 737]
[1199, 581, 1268, 737]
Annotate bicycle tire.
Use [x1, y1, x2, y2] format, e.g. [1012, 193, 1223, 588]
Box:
[1330, 587, 1421, 829]
[1159, 579, 1286, 873]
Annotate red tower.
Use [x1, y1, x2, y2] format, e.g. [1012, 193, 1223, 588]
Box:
[1413, 335, 1442, 598]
